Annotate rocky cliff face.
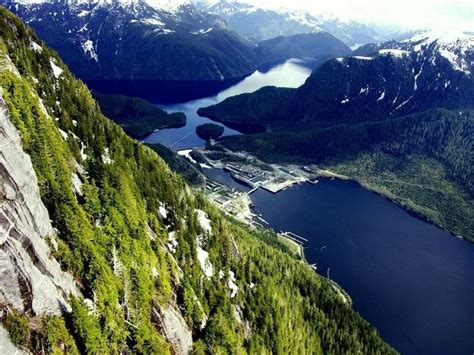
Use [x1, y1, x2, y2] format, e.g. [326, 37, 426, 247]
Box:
[0, 325, 24, 354]
[153, 303, 193, 354]
[0, 8, 395, 354]
[0, 95, 78, 316]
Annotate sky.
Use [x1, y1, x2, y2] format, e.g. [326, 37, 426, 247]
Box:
[199, 0, 474, 32]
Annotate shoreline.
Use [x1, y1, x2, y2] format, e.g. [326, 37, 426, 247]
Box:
[196, 142, 469, 243]
[318, 171, 471, 244]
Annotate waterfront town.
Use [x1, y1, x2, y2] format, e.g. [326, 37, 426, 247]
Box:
[177, 146, 335, 256]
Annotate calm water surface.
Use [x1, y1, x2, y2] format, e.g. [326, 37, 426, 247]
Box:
[91, 58, 474, 354]
[250, 180, 474, 355]
[142, 58, 315, 150]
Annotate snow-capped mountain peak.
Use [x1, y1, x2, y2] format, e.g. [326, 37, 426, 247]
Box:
[198, 0, 410, 47]
[145, 0, 191, 12]
[353, 31, 474, 76]
[11, 0, 192, 12]
[1, 0, 259, 81]
[397, 31, 474, 75]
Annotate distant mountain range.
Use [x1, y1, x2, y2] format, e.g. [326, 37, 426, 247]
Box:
[1, 0, 258, 80]
[200, 32, 474, 129]
[0, 7, 394, 353]
[198, 0, 413, 47]
[1, 0, 352, 81]
[256, 32, 351, 63]
[199, 32, 474, 240]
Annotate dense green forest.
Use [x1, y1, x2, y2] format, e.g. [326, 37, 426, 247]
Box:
[147, 143, 205, 186]
[0, 8, 393, 354]
[199, 52, 474, 131]
[199, 44, 474, 241]
[214, 109, 474, 240]
[198, 86, 296, 133]
[93, 93, 186, 138]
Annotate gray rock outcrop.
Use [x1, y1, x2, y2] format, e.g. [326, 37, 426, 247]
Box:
[0, 325, 25, 354]
[0, 96, 78, 315]
[153, 302, 193, 354]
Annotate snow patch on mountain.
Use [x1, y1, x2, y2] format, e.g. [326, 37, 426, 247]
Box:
[78, 9, 90, 17]
[146, 0, 191, 12]
[30, 41, 42, 53]
[81, 40, 98, 62]
[201, 0, 409, 46]
[197, 245, 214, 278]
[167, 231, 178, 253]
[16, 0, 192, 12]
[228, 270, 238, 298]
[49, 58, 63, 78]
[101, 147, 113, 164]
[376, 90, 386, 102]
[398, 31, 474, 75]
[158, 201, 168, 219]
[196, 209, 212, 234]
[192, 27, 213, 35]
[141, 17, 166, 26]
[352, 56, 373, 60]
[378, 49, 410, 58]
[286, 10, 322, 30]
[58, 127, 69, 140]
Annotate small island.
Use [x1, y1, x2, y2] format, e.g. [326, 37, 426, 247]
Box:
[196, 123, 225, 141]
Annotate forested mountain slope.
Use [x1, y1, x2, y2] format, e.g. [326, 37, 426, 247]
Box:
[256, 32, 351, 64]
[214, 109, 474, 239]
[0, 7, 393, 354]
[93, 93, 186, 138]
[199, 33, 474, 240]
[200, 33, 474, 130]
[1, 0, 351, 82]
[1, 0, 258, 80]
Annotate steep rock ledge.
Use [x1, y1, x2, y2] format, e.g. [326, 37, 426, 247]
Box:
[0, 325, 24, 354]
[0, 97, 78, 315]
[153, 303, 193, 355]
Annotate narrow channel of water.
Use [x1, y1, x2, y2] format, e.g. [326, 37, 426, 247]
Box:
[142, 58, 316, 150]
[90, 57, 474, 354]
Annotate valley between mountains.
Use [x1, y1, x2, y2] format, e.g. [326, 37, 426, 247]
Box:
[0, 1, 473, 354]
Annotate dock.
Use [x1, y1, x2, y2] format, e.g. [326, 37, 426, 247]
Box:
[280, 231, 308, 244]
[256, 215, 269, 225]
[247, 187, 259, 195]
[281, 231, 308, 242]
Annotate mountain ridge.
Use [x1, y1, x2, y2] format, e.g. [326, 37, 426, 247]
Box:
[0, 7, 394, 353]
[200, 32, 474, 129]
[198, 33, 474, 240]
[1, 0, 259, 80]
[199, 0, 412, 47]
[1, 0, 352, 82]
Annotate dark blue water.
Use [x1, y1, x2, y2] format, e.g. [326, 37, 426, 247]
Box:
[87, 58, 315, 150]
[250, 179, 474, 355]
[142, 58, 315, 150]
[89, 57, 474, 354]
[86, 77, 243, 104]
